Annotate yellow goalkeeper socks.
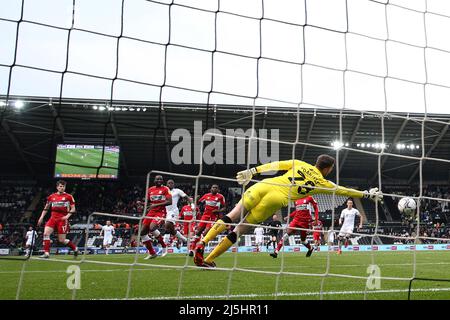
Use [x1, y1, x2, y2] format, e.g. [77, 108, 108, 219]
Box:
[202, 217, 232, 244]
[205, 236, 234, 263]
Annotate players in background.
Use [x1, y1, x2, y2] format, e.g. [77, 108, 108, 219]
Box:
[141, 175, 172, 259]
[162, 223, 182, 248]
[312, 220, 323, 250]
[189, 185, 226, 256]
[99, 220, 115, 255]
[24, 226, 38, 257]
[270, 195, 318, 258]
[171, 222, 184, 249]
[194, 155, 382, 268]
[327, 228, 336, 246]
[163, 232, 172, 248]
[179, 199, 200, 243]
[37, 180, 78, 258]
[337, 198, 363, 255]
[253, 225, 265, 252]
[164, 179, 192, 249]
[265, 215, 282, 251]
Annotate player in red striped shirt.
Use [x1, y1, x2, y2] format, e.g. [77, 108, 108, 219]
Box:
[141, 175, 172, 259]
[190, 185, 226, 257]
[37, 180, 78, 258]
[312, 219, 323, 250]
[179, 200, 200, 240]
[270, 195, 319, 258]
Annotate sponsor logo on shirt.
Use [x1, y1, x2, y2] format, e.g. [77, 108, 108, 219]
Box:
[296, 204, 309, 211]
[205, 200, 219, 207]
[150, 195, 166, 201]
[51, 201, 70, 207]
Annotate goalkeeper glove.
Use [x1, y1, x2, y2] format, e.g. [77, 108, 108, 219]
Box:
[363, 187, 384, 202]
[236, 168, 258, 186]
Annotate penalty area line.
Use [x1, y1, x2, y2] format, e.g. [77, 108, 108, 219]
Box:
[94, 287, 450, 300]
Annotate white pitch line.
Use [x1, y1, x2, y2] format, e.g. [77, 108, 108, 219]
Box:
[3, 260, 449, 274]
[0, 268, 177, 274]
[95, 287, 450, 300]
[2, 257, 448, 275]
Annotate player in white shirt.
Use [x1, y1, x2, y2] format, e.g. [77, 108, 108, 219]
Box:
[24, 226, 38, 257]
[99, 221, 115, 255]
[163, 180, 193, 252]
[327, 229, 336, 246]
[337, 198, 363, 254]
[253, 226, 265, 251]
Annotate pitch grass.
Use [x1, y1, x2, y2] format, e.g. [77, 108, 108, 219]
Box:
[1, 251, 450, 300]
[55, 148, 119, 176]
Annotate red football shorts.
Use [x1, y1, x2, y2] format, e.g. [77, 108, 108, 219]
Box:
[143, 210, 165, 227]
[197, 214, 216, 229]
[289, 219, 310, 241]
[313, 232, 321, 241]
[183, 220, 195, 235]
[45, 215, 70, 234]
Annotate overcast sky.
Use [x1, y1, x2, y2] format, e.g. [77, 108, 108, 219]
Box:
[1, 0, 450, 114]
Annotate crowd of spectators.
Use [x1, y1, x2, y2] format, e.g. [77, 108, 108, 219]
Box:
[0, 186, 36, 224]
[69, 182, 146, 221]
[381, 223, 450, 244]
[378, 185, 450, 244]
[0, 228, 24, 248]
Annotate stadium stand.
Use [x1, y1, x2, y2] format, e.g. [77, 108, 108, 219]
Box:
[0, 185, 36, 224]
[314, 194, 348, 213]
[360, 200, 386, 223]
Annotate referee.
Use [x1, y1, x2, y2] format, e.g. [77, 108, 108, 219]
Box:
[265, 214, 282, 250]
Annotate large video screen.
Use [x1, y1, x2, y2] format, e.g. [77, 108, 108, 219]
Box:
[54, 144, 119, 179]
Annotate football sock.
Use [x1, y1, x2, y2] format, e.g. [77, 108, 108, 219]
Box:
[276, 234, 288, 252]
[202, 216, 232, 244]
[190, 235, 200, 250]
[142, 235, 156, 255]
[175, 231, 187, 243]
[156, 235, 166, 247]
[64, 239, 77, 251]
[152, 230, 166, 248]
[275, 240, 283, 252]
[43, 236, 51, 254]
[205, 232, 237, 263]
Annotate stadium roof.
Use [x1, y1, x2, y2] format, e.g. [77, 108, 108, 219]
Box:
[1, 96, 449, 186]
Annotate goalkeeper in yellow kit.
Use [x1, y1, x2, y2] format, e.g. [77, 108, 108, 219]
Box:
[194, 154, 383, 267]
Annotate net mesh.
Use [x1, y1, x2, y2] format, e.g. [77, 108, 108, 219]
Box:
[1, 0, 450, 300]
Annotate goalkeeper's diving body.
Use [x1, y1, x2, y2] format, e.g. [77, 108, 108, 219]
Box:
[194, 154, 383, 267]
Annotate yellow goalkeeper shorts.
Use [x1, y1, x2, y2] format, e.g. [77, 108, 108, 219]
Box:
[239, 178, 288, 224]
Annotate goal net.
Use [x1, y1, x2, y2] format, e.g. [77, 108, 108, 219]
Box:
[1, 0, 450, 300]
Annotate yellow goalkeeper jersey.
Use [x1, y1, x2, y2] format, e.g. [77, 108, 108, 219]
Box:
[255, 160, 364, 201]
